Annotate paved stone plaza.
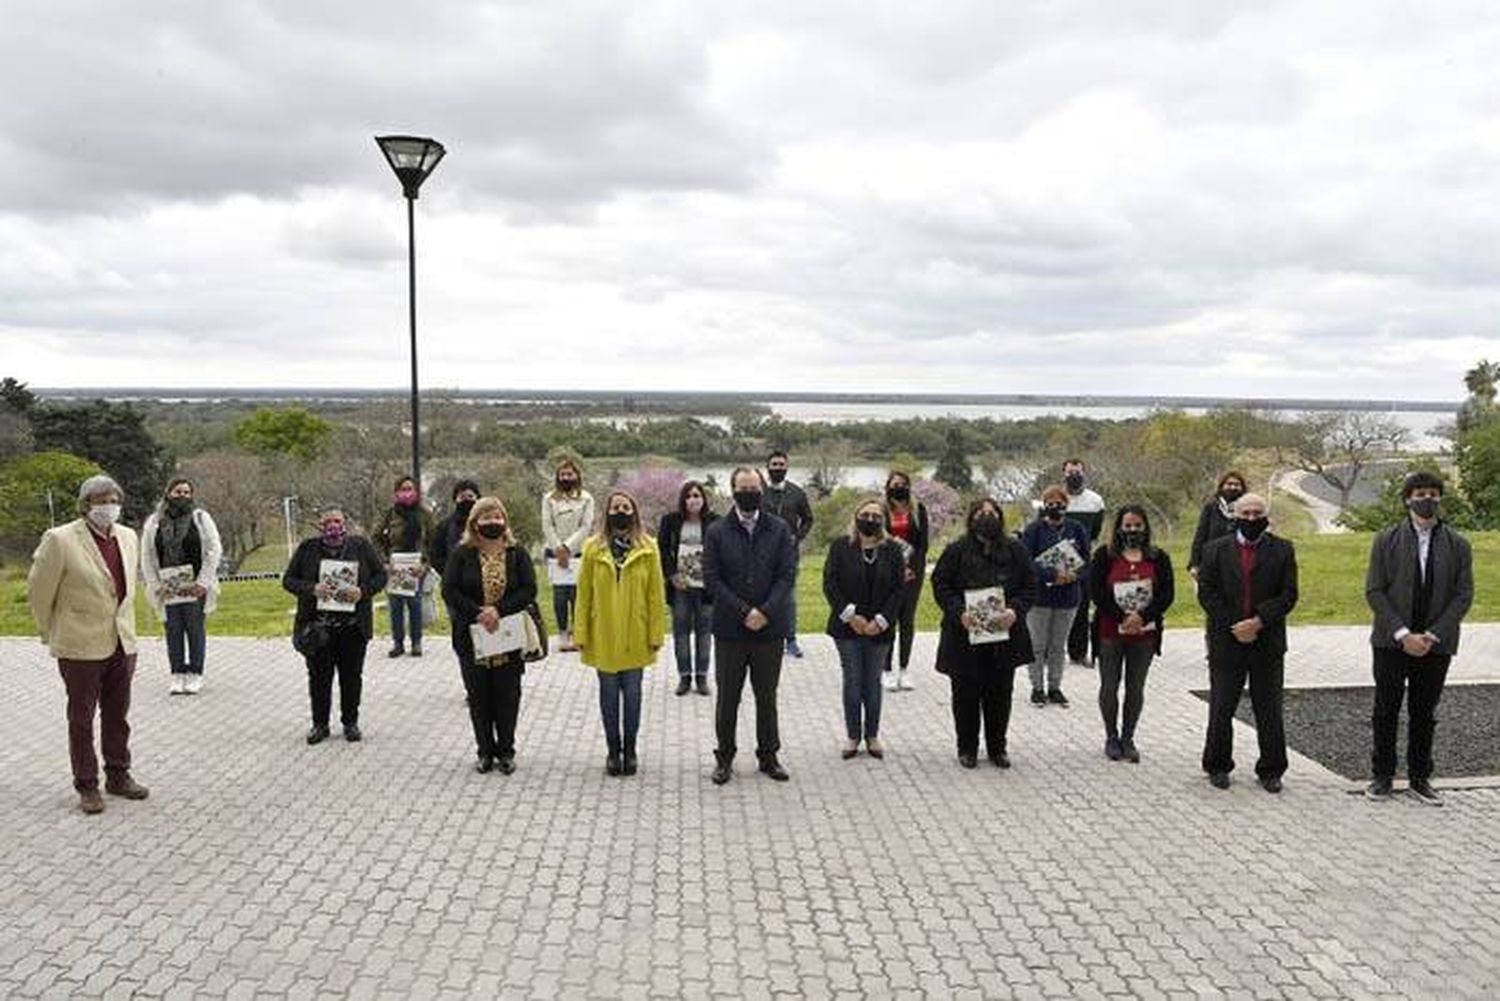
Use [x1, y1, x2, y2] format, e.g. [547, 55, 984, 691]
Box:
[2, 625, 1497, 1000]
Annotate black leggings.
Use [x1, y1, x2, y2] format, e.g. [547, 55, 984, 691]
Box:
[1097, 638, 1153, 740]
[889, 578, 921, 670]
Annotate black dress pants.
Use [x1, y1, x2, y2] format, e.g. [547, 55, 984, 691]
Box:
[307, 625, 368, 728]
[1371, 646, 1451, 781]
[1201, 640, 1287, 779]
[460, 657, 523, 759]
[714, 638, 783, 761]
[949, 645, 1016, 758]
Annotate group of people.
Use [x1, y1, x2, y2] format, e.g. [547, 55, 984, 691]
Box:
[26, 451, 1475, 813]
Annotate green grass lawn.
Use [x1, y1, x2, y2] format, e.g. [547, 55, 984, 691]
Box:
[3, 532, 1497, 641]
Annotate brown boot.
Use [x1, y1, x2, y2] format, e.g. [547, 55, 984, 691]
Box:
[78, 788, 105, 815]
[105, 774, 150, 800]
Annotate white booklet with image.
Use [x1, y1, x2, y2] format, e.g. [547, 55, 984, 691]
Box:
[677, 542, 705, 589]
[316, 559, 359, 612]
[964, 587, 1010, 645]
[547, 557, 577, 586]
[159, 564, 199, 606]
[388, 552, 423, 597]
[470, 612, 528, 659]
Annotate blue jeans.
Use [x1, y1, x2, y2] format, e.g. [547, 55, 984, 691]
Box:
[553, 584, 576, 634]
[835, 637, 891, 741]
[165, 599, 206, 674]
[671, 590, 712, 680]
[598, 669, 644, 752]
[389, 593, 423, 649]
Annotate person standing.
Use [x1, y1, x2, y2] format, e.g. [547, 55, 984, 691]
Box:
[283, 507, 387, 745]
[541, 458, 595, 652]
[1197, 493, 1298, 792]
[882, 470, 929, 692]
[140, 477, 223, 694]
[575, 491, 666, 777]
[1188, 471, 1246, 581]
[931, 498, 1037, 770]
[374, 475, 435, 658]
[658, 480, 718, 696]
[27, 474, 150, 815]
[1061, 459, 1105, 669]
[824, 499, 905, 759]
[704, 467, 799, 785]
[1020, 485, 1092, 709]
[428, 477, 480, 583]
[762, 450, 814, 658]
[442, 497, 537, 775]
[1090, 506, 1175, 763]
[1364, 471, 1474, 806]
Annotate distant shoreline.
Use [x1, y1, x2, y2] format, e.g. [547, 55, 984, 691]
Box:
[29, 387, 1461, 413]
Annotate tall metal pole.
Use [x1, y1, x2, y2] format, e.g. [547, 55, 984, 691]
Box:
[406, 193, 421, 490]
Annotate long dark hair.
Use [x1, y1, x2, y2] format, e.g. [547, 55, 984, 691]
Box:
[1108, 504, 1156, 557]
[964, 496, 1005, 538]
[677, 479, 713, 520]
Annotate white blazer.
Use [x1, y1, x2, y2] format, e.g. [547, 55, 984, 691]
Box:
[28, 519, 140, 660]
[140, 507, 224, 618]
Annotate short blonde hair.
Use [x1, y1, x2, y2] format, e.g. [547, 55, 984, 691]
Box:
[461, 496, 515, 548]
[847, 497, 888, 544]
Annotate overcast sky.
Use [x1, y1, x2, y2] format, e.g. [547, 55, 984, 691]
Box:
[3, 1, 1497, 400]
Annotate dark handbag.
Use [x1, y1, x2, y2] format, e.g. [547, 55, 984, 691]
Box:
[522, 601, 548, 662]
[293, 617, 332, 657]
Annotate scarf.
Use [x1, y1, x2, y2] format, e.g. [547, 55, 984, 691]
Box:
[158, 508, 196, 567]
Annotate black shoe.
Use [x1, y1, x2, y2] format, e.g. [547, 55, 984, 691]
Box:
[344, 724, 362, 742]
[1209, 771, 1231, 790]
[1047, 689, 1069, 708]
[387, 646, 405, 658]
[989, 752, 1011, 769]
[306, 725, 329, 745]
[409, 643, 422, 658]
[711, 755, 732, 785]
[1259, 775, 1282, 794]
[695, 677, 711, 696]
[1365, 776, 1393, 801]
[606, 752, 623, 777]
[1120, 739, 1140, 764]
[676, 678, 692, 696]
[622, 752, 638, 776]
[475, 755, 494, 774]
[1409, 777, 1443, 807]
[1030, 689, 1047, 708]
[497, 756, 516, 775]
[958, 753, 978, 769]
[1105, 737, 1123, 761]
[785, 640, 805, 659]
[758, 756, 790, 781]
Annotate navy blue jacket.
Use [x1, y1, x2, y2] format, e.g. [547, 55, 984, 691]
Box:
[702, 512, 798, 642]
[1019, 517, 1092, 609]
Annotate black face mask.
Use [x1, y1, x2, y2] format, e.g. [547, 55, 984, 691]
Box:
[1116, 529, 1145, 549]
[733, 490, 762, 513]
[454, 499, 475, 520]
[856, 517, 883, 538]
[1064, 472, 1085, 492]
[1237, 517, 1269, 541]
[1220, 487, 1244, 504]
[477, 522, 506, 540]
[608, 510, 633, 532]
[556, 477, 578, 492]
[1407, 497, 1440, 520]
[1043, 504, 1065, 522]
[167, 496, 194, 516]
[767, 468, 787, 485]
[886, 485, 910, 502]
[973, 514, 1002, 539]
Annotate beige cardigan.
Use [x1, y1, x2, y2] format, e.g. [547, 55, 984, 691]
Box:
[28, 519, 139, 660]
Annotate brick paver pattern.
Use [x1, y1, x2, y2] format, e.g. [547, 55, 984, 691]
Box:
[3, 624, 1498, 999]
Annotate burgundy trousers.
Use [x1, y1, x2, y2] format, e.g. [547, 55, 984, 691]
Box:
[57, 645, 136, 791]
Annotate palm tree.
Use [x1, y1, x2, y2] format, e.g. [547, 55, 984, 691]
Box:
[1464, 359, 1499, 405]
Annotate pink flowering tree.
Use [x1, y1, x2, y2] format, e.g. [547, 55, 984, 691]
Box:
[612, 466, 687, 532]
[913, 478, 961, 536]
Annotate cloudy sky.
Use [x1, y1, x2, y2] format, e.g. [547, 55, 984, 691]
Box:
[3, 0, 1497, 400]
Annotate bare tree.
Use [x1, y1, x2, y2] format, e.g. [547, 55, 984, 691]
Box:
[180, 450, 278, 568]
[1280, 411, 1411, 511]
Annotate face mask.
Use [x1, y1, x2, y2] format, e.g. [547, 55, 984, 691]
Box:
[477, 522, 506, 540]
[887, 485, 910, 502]
[856, 517, 883, 538]
[1064, 472, 1085, 492]
[167, 496, 194, 516]
[395, 489, 418, 506]
[733, 490, 762, 513]
[1237, 517, 1269, 541]
[1408, 497, 1440, 520]
[767, 468, 787, 485]
[556, 476, 577, 491]
[685, 496, 704, 514]
[1043, 504, 1066, 522]
[454, 499, 475, 520]
[87, 504, 121, 529]
[320, 524, 346, 546]
[1220, 487, 1244, 504]
[1117, 529, 1145, 549]
[608, 510, 633, 532]
[973, 514, 1001, 539]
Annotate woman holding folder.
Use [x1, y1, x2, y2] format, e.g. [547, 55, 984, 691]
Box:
[442, 497, 537, 774]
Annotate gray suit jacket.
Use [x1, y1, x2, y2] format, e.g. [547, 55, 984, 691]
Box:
[1365, 519, 1473, 654]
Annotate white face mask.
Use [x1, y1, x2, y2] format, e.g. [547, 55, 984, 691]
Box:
[87, 503, 121, 529]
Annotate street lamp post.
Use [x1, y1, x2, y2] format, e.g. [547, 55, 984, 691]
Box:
[374, 134, 446, 491]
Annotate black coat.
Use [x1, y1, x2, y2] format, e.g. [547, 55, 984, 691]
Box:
[931, 534, 1037, 676]
[657, 510, 720, 605]
[1196, 533, 1299, 658]
[702, 513, 798, 641]
[1088, 545, 1176, 656]
[282, 535, 388, 641]
[1188, 499, 1236, 571]
[427, 511, 466, 578]
[885, 501, 930, 583]
[822, 537, 906, 642]
[441, 544, 538, 669]
[762, 481, 814, 545]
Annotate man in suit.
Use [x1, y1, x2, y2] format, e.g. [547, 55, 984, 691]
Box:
[1364, 471, 1474, 806]
[1196, 492, 1299, 793]
[28, 474, 151, 815]
[704, 467, 799, 785]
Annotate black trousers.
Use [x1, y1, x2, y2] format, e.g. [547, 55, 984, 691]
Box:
[715, 638, 783, 760]
[307, 626, 368, 728]
[888, 578, 921, 670]
[949, 647, 1016, 757]
[1201, 641, 1287, 779]
[460, 658, 523, 759]
[1372, 646, 1451, 781]
[1067, 593, 1094, 664]
[1097, 638, 1153, 741]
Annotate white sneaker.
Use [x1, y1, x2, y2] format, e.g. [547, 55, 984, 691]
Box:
[169, 675, 186, 695]
[897, 670, 915, 691]
[882, 672, 899, 691]
[185, 675, 203, 695]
